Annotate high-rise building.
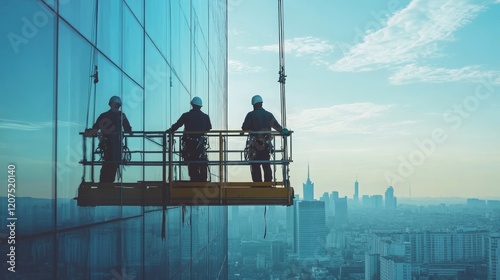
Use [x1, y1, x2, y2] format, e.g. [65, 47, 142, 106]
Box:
[354, 178, 359, 204]
[0, 1, 228, 278]
[372, 195, 384, 209]
[271, 240, 286, 265]
[372, 230, 488, 264]
[287, 194, 299, 248]
[303, 165, 314, 201]
[488, 233, 500, 280]
[320, 192, 333, 218]
[332, 191, 339, 201]
[385, 186, 397, 209]
[296, 200, 327, 259]
[365, 253, 380, 280]
[335, 196, 349, 226]
[380, 256, 411, 280]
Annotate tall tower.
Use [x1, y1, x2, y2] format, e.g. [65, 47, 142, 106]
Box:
[385, 186, 397, 209]
[303, 165, 314, 201]
[354, 176, 359, 204]
[296, 200, 327, 259]
[335, 196, 348, 225]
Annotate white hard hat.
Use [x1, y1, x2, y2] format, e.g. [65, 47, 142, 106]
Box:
[109, 96, 122, 105]
[251, 95, 263, 105]
[191, 96, 203, 107]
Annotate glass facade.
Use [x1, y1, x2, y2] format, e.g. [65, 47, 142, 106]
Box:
[0, 0, 228, 279]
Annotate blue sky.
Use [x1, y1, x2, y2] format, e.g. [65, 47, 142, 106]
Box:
[228, 0, 500, 199]
[1, 0, 499, 200]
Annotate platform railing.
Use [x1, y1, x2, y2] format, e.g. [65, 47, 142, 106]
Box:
[79, 129, 293, 188]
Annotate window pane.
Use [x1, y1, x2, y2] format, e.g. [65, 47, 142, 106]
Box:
[0, 0, 55, 236]
[58, 22, 122, 226]
[123, 7, 144, 86]
[125, 0, 144, 25]
[121, 75, 144, 217]
[144, 39, 169, 183]
[122, 217, 144, 277]
[97, 0, 122, 67]
[171, 1, 191, 86]
[59, 0, 96, 42]
[145, 0, 170, 59]
[144, 211, 168, 278]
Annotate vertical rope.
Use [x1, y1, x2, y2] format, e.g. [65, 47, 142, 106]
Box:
[83, 0, 99, 183]
[278, 0, 286, 128]
[263, 206, 267, 239]
[278, 0, 289, 186]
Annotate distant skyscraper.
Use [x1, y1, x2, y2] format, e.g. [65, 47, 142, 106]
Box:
[335, 196, 349, 226]
[372, 195, 383, 209]
[488, 233, 500, 280]
[331, 191, 339, 201]
[374, 230, 488, 264]
[320, 192, 332, 220]
[380, 256, 411, 280]
[303, 165, 314, 201]
[330, 191, 339, 216]
[365, 253, 380, 280]
[296, 201, 326, 259]
[354, 178, 359, 204]
[385, 186, 397, 209]
[290, 194, 300, 253]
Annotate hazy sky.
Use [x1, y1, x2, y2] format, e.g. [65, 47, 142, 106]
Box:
[227, 0, 500, 199]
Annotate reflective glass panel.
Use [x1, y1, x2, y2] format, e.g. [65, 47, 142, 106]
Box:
[0, 0, 56, 236]
[97, 0, 122, 67]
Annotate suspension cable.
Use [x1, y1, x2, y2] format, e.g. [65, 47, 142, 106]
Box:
[82, 0, 99, 183]
[278, 0, 290, 187]
[278, 0, 287, 128]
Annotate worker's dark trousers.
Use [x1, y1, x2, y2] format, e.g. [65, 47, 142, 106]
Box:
[250, 150, 272, 182]
[100, 139, 121, 183]
[188, 160, 208, 182]
[184, 138, 208, 182]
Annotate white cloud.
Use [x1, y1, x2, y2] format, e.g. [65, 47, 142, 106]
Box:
[229, 28, 243, 36]
[331, 0, 486, 71]
[228, 60, 264, 73]
[389, 64, 500, 85]
[247, 36, 335, 57]
[288, 102, 398, 135]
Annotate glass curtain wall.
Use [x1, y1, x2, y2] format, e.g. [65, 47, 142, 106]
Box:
[0, 0, 228, 279]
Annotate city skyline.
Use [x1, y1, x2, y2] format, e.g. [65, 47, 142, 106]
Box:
[227, 0, 500, 200]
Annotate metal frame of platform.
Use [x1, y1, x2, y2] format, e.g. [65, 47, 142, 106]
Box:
[75, 130, 294, 206]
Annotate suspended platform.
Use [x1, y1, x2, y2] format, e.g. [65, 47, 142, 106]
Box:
[75, 130, 294, 206]
[77, 181, 293, 206]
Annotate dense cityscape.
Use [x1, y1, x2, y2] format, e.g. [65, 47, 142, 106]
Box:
[227, 169, 500, 280]
[1, 170, 500, 279]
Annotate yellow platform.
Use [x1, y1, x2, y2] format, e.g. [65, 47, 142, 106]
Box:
[76, 181, 294, 206]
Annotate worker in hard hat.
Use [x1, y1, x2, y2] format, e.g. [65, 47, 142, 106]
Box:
[167, 97, 212, 182]
[242, 95, 290, 182]
[84, 96, 132, 185]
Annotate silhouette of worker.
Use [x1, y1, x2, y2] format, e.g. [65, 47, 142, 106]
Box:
[84, 96, 132, 185]
[242, 95, 290, 182]
[167, 97, 212, 182]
